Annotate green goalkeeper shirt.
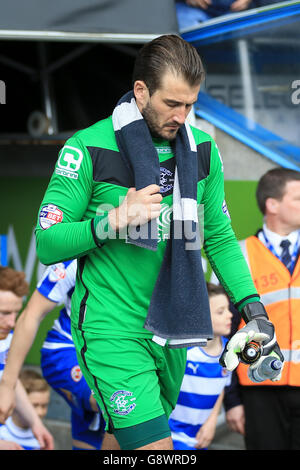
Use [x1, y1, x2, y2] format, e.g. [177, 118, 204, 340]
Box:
[35, 116, 259, 337]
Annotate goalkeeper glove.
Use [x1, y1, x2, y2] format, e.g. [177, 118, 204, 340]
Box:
[220, 302, 284, 381]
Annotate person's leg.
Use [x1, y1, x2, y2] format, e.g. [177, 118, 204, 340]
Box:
[101, 431, 173, 451]
[71, 329, 184, 450]
[41, 346, 104, 450]
[156, 344, 187, 418]
[110, 342, 186, 450]
[71, 410, 105, 450]
[113, 414, 172, 450]
[241, 387, 289, 450]
[288, 388, 300, 450]
[136, 437, 173, 450]
[101, 432, 121, 450]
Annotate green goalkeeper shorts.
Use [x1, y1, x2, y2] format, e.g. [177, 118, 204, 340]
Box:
[71, 326, 186, 434]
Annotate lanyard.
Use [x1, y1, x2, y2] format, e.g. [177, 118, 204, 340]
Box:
[262, 229, 300, 272]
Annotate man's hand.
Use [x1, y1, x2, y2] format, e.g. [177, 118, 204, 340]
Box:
[185, 0, 211, 9]
[195, 415, 217, 449]
[0, 385, 54, 449]
[0, 381, 15, 424]
[220, 302, 284, 378]
[248, 342, 284, 382]
[108, 184, 162, 231]
[0, 440, 24, 450]
[230, 0, 252, 12]
[226, 405, 245, 435]
[12, 379, 54, 450]
[220, 320, 269, 370]
[31, 418, 54, 450]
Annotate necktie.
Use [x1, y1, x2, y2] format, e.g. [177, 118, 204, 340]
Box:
[280, 239, 292, 273]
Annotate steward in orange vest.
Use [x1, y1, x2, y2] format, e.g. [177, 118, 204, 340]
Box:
[224, 169, 300, 450]
[237, 233, 300, 386]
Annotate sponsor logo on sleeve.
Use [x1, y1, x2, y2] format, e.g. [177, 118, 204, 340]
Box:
[49, 263, 67, 282]
[39, 204, 63, 230]
[56, 145, 83, 179]
[222, 200, 230, 219]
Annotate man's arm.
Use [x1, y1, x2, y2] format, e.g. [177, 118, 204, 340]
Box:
[224, 371, 245, 435]
[35, 137, 97, 265]
[35, 136, 162, 266]
[202, 138, 283, 372]
[202, 139, 259, 308]
[14, 378, 54, 450]
[226, 404, 245, 435]
[0, 290, 56, 422]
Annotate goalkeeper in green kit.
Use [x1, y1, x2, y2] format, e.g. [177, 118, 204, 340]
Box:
[35, 34, 283, 450]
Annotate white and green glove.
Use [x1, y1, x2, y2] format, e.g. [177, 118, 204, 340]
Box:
[220, 302, 284, 382]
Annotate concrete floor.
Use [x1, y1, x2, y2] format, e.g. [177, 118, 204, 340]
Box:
[209, 423, 246, 450]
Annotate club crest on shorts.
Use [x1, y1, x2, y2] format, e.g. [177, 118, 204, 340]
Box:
[110, 390, 136, 415]
[71, 365, 82, 382]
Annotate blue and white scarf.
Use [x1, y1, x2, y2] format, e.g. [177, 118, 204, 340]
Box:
[112, 91, 213, 348]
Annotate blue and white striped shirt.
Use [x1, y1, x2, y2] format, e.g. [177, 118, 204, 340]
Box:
[169, 337, 231, 450]
[37, 260, 77, 350]
[0, 331, 13, 377]
[0, 416, 40, 450]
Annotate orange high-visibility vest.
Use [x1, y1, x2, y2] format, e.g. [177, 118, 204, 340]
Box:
[237, 235, 300, 386]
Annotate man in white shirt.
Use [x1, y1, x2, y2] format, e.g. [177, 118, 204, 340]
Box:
[225, 168, 300, 450]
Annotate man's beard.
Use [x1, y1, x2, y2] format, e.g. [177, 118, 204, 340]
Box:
[141, 101, 179, 141]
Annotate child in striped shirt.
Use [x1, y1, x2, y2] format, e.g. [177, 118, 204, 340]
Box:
[0, 369, 50, 450]
[169, 282, 232, 450]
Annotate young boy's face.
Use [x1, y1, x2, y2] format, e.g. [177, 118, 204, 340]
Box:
[0, 290, 23, 340]
[209, 294, 232, 337]
[28, 390, 50, 420]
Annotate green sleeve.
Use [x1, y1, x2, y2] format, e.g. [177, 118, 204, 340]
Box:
[35, 136, 107, 265]
[202, 139, 260, 311]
